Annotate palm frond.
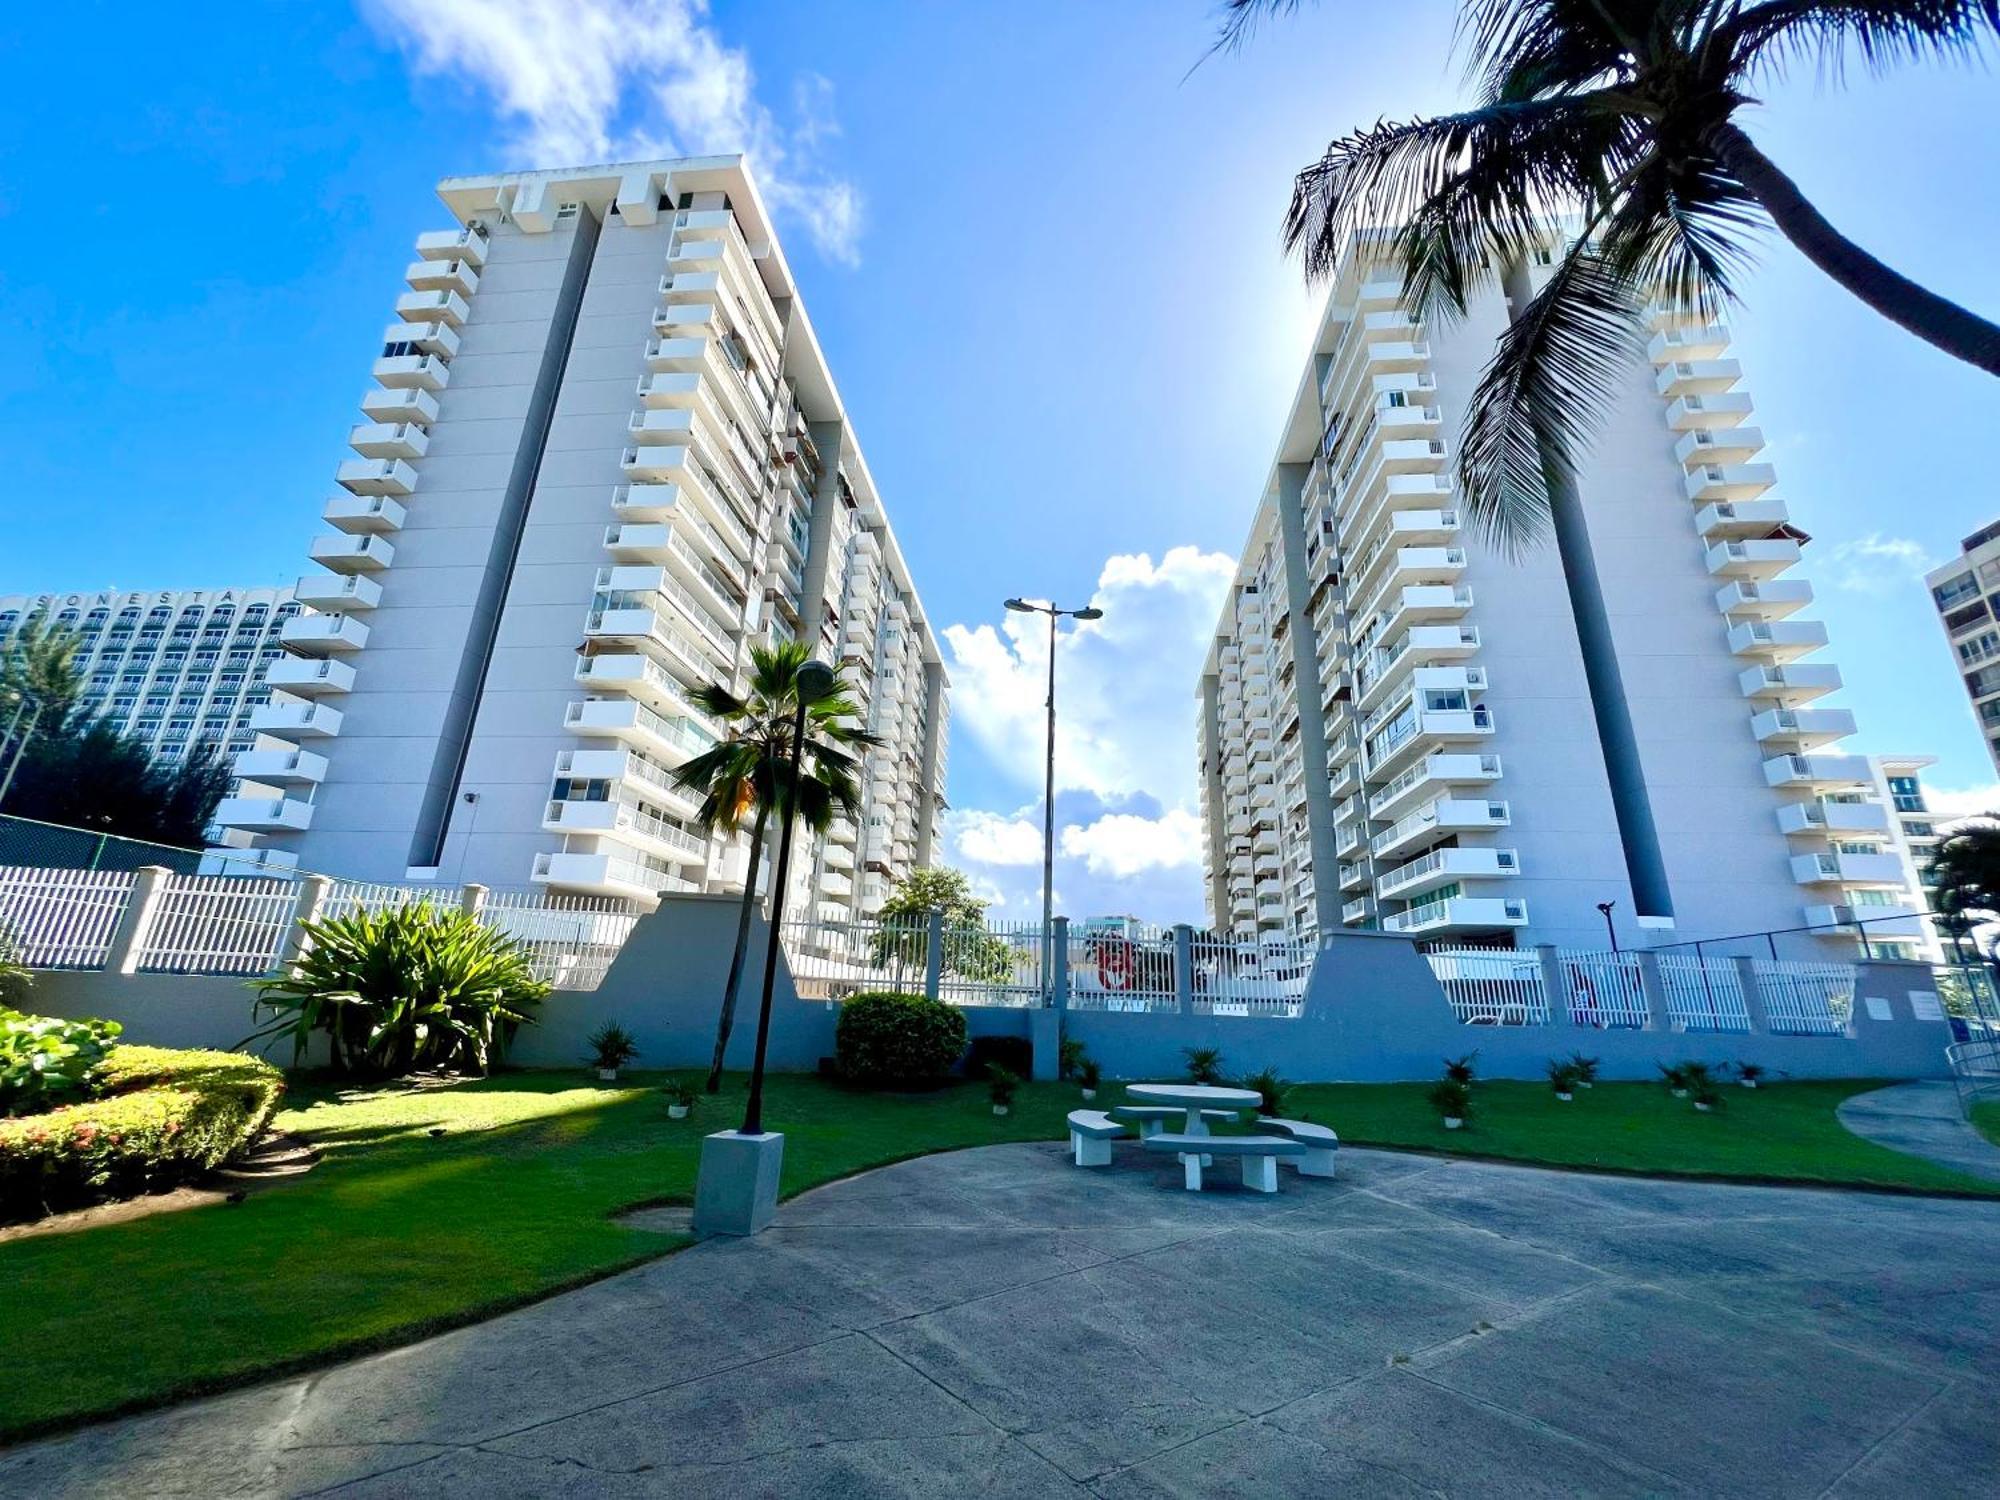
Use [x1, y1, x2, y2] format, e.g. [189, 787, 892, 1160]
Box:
[1722, 0, 2000, 82]
[1594, 152, 1765, 317]
[1457, 244, 1647, 553]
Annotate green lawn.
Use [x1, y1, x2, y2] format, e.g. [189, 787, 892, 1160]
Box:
[1972, 1098, 2000, 1151]
[0, 1070, 1989, 1443]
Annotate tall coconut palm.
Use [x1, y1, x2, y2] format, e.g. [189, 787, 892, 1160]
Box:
[1928, 818, 2000, 952]
[1221, 0, 2000, 551]
[674, 641, 879, 1092]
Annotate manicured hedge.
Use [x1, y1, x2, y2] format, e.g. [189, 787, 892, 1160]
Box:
[835, 991, 968, 1087]
[0, 1047, 285, 1220]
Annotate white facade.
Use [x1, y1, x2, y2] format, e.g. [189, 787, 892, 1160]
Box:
[1855, 755, 1946, 963]
[1198, 236, 1894, 955]
[1923, 522, 2000, 777]
[215, 158, 948, 908]
[0, 588, 300, 762]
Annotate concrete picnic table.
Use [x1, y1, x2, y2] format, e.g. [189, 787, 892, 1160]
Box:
[1123, 1082, 1262, 1144]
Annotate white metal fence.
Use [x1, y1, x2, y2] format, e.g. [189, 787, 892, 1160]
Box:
[1753, 959, 1856, 1035]
[1656, 953, 1752, 1032]
[482, 889, 640, 991]
[938, 919, 1046, 1008]
[136, 875, 296, 976]
[1425, 947, 1549, 1025]
[782, 916, 933, 1001]
[1068, 923, 1178, 1013]
[0, 866, 136, 970]
[1558, 949, 1649, 1029]
[1190, 932, 1315, 1017]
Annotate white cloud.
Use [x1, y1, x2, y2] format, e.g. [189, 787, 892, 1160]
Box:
[1060, 809, 1205, 879]
[1920, 784, 2000, 826]
[364, 0, 863, 264]
[1818, 533, 1937, 595]
[938, 546, 1235, 923]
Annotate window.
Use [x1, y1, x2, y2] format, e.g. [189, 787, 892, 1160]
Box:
[1934, 572, 1980, 610]
[1946, 599, 1991, 634]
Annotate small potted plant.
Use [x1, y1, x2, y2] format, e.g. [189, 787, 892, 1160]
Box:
[1443, 1052, 1477, 1086]
[587, 1022, 639, 1082]
[1059, 1036, 1087, 1080]
[1245, 1065, 1291, 1118]
[1077, 1057, 1102, 1101]
[1429, 1078, 1472, 1130]
[1568, 1052, 1600, 1089]
[1546, 1060, 1580, 1101]
[988, 1064, 1019, 1117]
[1692, 1080, 1724, 1113]
[1183, 1046, 1224, 1085]
[1737, 1062, 1765, 1090]
[662, 1079, 697, 1120]
[1682, 1061, 1715, 1096]
[1658, 1062, 1690, 1098]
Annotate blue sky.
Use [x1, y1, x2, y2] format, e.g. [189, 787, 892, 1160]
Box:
[1, 1, 1996, 923]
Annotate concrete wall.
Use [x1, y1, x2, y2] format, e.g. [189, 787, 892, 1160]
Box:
[21, 904, 1953, 1085]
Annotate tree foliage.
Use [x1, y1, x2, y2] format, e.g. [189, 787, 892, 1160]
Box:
[870, 865, 1015, 984]
[5, 724, 233, 848]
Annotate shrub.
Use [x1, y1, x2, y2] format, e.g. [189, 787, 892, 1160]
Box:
[587, 1022, 640, 1072]
[0, 932, 30, 1006]
[987, 1065, 1020, 1108]
[1443, 1052, 1478, 1085]
[1077, 1057, 1102, 1090]
[1058, 1035, 1088, 1080]
[1737, 1061, 1767, 1085]
[1183, 1046, 1224, 1084]
[0, 1046, 284, 1221]
[247, 902, 548, 1077]
[1658, 1062, 1690, 1092]
[1568, 1052, 1600, 1086]
[835, 991, 968, 1088]
[1428, 1078, 1473, 1121]
[1243, 1066, 1291, 1116]
[1546, 1059, 1581, 1095]
[965, 1033, 1034, 1081]
[1, 1009, 122, 1116]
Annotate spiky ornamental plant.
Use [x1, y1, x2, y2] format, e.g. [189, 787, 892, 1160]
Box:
[673, 642, 880, 1093]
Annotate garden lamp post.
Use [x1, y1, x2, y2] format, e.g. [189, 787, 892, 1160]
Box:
[1003, 597, 1102, 998]
[1596, 900, 1619, 953]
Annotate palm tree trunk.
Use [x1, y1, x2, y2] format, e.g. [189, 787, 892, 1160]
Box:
[1708, 122, 2000, 377]
[706, 801, 769, 1093]
[1545, 455, 1675, 925]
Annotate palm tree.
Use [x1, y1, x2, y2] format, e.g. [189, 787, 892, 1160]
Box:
[1928, 819, 2000, 962]
[1, 620, 84, 809]
[1221, 0, 2000, 550]
[674, 642, 879, 1092]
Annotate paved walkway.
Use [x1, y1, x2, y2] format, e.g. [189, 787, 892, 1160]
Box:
[5, 1143, 2000, 1498]
[1837, 1080, 2000, 1184]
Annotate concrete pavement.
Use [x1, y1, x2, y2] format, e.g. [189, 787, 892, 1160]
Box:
[4, 1140, 1999, 1497]
[1837, 1080, 2000, 1183]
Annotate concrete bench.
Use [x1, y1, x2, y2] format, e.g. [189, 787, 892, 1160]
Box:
[1110, 1105, 1241, 1139]
[1143, 1133, 1304, 1193]
[1066, 1109, 1127, 1167]
[1255, 1117, 1339, 1178]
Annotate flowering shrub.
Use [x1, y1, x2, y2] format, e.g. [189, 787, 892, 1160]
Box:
[0, 1046, 284, 1221]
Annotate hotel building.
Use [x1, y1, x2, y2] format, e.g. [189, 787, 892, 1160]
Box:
[1924, 521, 2000, 777]
[212, 157, 949, 916]
[1197, 235, 1900, 954]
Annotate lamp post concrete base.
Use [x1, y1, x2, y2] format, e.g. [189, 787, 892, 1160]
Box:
[692, 1130, 785, 1237]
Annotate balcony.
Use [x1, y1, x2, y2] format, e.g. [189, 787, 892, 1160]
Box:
[542, 798, 708, 865]
[309, 534, 394, 574]
[313, 501, 407, 552]
[1715, 578, 1813, 620]
[1687, 464, 1778, 504]
[394, 289, 469, 327]
[415, 226, 489, 266]
[249, 700, 344, 737]
[336, 458, 417, 496]
[532, 850, 694, 902]
[1375, 846, 1519, 901]
[1664, 391, 1754, 430]
[1728, 619, 1828, 663]
[1804, 902, 1923, 937]
[1776, 800, 1891, 837]
[348, 421, 429, 460]
[1706, 538, 1800, 580]
[1655, 358, 1742, 397]
[1674, 426, 1765, 467]
[1764, 752, 1872, 791]
[390, 318, 460, 358]
[361, 387, 439, 426]
[1739, 663, 1841, 705]
[1791, 851, 1909, 888]
[1367, 752, 1503, 821]
[405, 258, 479, 297]
[1342, 898, 1371, 924]
[564, 698, 716, 765]
[1694, 499, 1790, 540]
[231, 748, 328, 785]
[263, 657, 356, 696]
[628, 408, 698, 446]
[293, 573, 384, 611]
[1370, 797, 1511, 860]
[1381, 895, 1528, 936]
[613, 481, 753, 567]
[371, 353, 449, 392]
[213, 796, 314, 833]
[280, 614, 369, 653]
[1751, 707, 1858, 751]
[1647, 324, 1731, 363]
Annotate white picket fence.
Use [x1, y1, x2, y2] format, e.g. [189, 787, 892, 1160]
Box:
[136, 875, 297, 976]
[1191, 932, 1315, 1018]
[1068, 923, 1178, 1013]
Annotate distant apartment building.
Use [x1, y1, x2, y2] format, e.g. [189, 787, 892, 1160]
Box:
[1854, 754, 1946, 962]
[0, 588, 300, 761]
[1196, 233, 1900, 954]
[212, 158, 949, 917]
[1924, 521, 2000, 777]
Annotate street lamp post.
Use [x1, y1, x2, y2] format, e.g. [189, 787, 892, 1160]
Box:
[1596, 900, 1619, 953]
[692, 657, 836, 1237]
[1004, 597, 1103, 997]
